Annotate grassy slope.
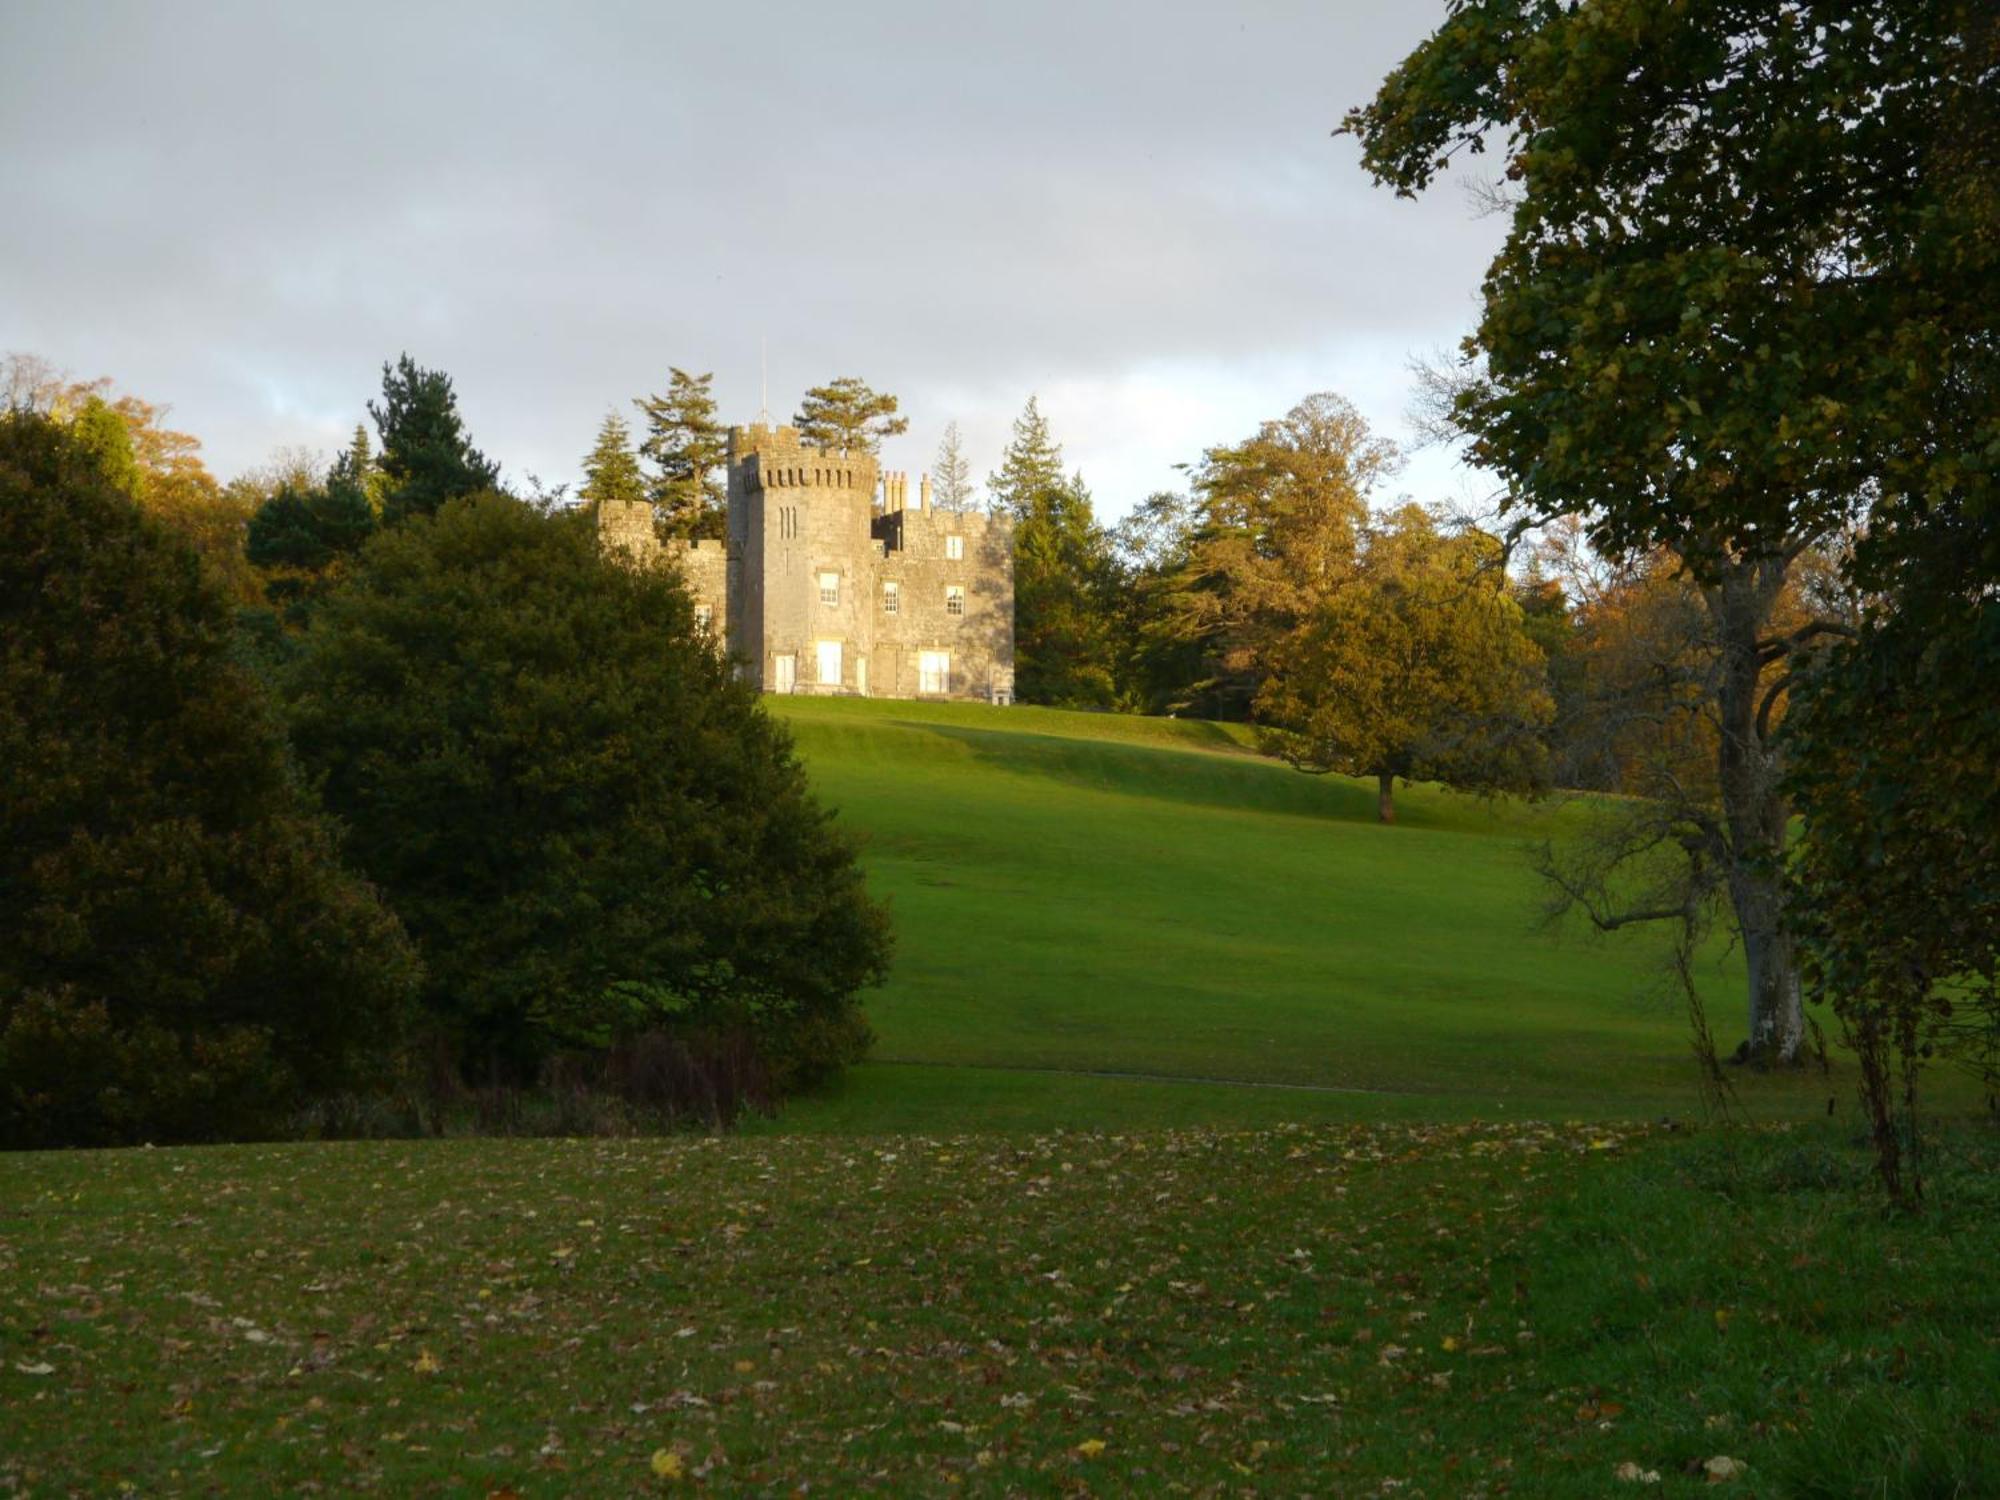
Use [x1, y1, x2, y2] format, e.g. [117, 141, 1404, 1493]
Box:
[762, 696, 1836, 1133]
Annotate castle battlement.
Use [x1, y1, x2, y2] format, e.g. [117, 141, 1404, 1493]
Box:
[605, 413, 1014, 705]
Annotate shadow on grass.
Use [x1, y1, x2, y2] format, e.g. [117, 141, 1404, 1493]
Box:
[881, 718, 1463, 830]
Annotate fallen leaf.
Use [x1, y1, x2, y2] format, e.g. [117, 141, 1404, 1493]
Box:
[651, 1449, 684, 1480]
[412, 1349, 441, 1375]
[1076, 1438, 1107, 1459]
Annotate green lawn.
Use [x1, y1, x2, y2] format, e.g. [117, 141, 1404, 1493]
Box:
[5, 1123, 1993, 1496]
[759, 696, 1843, 1133]
[7, 698, 1993, 1495]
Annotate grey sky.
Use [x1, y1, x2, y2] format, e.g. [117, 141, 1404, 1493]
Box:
[0, 1, 1504, 518]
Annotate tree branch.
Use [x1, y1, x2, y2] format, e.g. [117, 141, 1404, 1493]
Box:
[1756, 619, 1857, 665]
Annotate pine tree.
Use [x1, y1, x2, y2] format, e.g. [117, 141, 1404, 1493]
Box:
[932, 420, 974, 512]
[339, 422, 387, 513]
[986, 396, 1064, 521]
[633, 368, 726, 539]
[580, 411, 648, 512]
[1012, 469, 1122, 707]
[368, 354, 500, 526]
[793, 377, 908, 455]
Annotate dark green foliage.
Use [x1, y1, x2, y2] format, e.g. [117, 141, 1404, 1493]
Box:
[278, 494, 891, 1085]
[0, 989, 288, 1149]
[245, 472, 377, 613]
[1782, 10, 2000, 1180]
[1344, 0, 1991, 580]
[793, 376, 907, 455]
[0, 412, 420, 1147]
[633, 368, 726, 539]
[1109, 490, 1213, 716]
[1787, 548, 2000, 1201]
[368, 354, 500, 526]
[1013, 474, 1122, 708]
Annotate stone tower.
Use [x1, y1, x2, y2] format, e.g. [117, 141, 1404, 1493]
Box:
[599, 421, 1014, 703]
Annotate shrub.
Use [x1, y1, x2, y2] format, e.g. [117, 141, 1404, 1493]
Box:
[278, 492, 891, 1091]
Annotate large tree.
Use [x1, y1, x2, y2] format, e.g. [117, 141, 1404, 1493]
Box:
[633, 367, 726, 539]
[1154, 393, 1398, 721]
[279, 493, 891, 1087]
[1344, 1, 1988, 1064]
[369, 354, 500, 526]
[0, 411, 417, 1147]
[1259, 505, 1552, 823]
[794, 376, 907, 455]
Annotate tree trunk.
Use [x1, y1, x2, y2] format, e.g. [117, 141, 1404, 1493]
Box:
[1377, 771, 1396, 824]
[1706, 560, 1805, 1068]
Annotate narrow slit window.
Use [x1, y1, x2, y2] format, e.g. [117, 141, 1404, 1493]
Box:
[945, 534, 964, 560]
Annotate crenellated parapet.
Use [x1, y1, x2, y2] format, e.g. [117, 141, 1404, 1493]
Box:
[728, 423, 879, 494]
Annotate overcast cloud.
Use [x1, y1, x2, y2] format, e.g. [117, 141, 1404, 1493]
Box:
[0, 1, 1506, 518]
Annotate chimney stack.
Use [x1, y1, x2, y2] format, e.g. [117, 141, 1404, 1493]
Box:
[918, 473, 931, 511]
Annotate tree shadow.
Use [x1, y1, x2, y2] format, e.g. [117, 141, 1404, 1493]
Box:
[875, 718, 1430, 828]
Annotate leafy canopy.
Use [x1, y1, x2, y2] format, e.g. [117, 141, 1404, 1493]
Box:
[1342, 0, 1991, 576]
[1156, 393, 1399, 721]
[1259, 505, 1552, 822]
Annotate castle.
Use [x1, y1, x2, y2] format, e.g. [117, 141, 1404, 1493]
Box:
[599, 422, 1015, 703]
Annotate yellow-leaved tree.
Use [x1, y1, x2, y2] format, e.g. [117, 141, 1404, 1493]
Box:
[1257, 504, 1552, 824]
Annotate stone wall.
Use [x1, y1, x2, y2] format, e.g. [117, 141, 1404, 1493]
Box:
[600, 421, 1014, 703]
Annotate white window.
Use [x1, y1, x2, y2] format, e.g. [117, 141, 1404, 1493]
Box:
[945, 585, 965, 616]
[694, 604, 713, 630]
[918, 650, 950, 695]
[773, 654, 796, 693]
[818, 571, 840, 606]
[882, 580, 900, 615]
[945, 534, 964, 560]
[816, 639, 843, 687]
